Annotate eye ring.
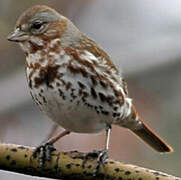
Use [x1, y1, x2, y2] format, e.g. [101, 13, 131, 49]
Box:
[31, 21, 43, 30]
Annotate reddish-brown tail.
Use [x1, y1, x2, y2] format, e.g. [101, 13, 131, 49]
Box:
[132, 121, 173, 153]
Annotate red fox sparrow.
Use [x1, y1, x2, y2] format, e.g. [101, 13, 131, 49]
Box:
[8, 5, 173, 174]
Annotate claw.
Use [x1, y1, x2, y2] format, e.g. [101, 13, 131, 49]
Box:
[32, 142, 56, 167]
[82, 149, 108, 176]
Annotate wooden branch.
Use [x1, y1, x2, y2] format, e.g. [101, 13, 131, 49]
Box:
[0, 143, 180, 180]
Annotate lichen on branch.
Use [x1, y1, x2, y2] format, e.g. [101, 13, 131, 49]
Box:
[0, 143, 179, 180]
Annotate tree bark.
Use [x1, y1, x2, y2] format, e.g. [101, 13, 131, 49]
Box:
[0, 143, 179, 180]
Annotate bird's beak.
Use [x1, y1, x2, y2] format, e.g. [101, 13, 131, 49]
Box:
[7, 28, 29, 42]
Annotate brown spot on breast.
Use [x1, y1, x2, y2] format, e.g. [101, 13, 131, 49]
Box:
[42, 96, 47, 103]
[101, 110, 109, 115]
[48, 40, 61, 54]
[26, 62, 33, 68]
[67, 63, 79, 74]
[78, 89, 83, 96]
[106, 95, 115, 105]
[82, 91, 89, 98]
[91, 87, 97, 99]
[40, 50, 47, 57]
[39, 58, 45, 63]
[78, 81, 86, 89]
[28, 41, 44, 54]
[27, 63, 43, 89]
[113, 89, 123, 98]
[34, 69, 46, 88]
[29, 79, 32, 89]
[79, 67, 88, 77]
[34, 62, 41, 69]
[90, 75, 98, 86]
[56, 82, 60, 86]
[66, 82, 72, 90]
[60, 79, 66, 86]
[99, 92, 106, 102]
[34, 65, 61, 88]
[46, 65, 61, 87]
[58, 89, 63, 96]
[100, 80, 107, 88]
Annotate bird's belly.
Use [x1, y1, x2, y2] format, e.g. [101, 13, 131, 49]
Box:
[53, 104, 107, 133]
[31, 86, 108, 133]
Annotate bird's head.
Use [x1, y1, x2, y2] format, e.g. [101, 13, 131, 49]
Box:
[7, 5, 81, 53]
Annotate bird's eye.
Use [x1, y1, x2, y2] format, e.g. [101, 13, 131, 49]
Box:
[31, 21, 43, 30]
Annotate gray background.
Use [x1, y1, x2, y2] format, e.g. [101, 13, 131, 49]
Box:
[0, 0, 181, 179]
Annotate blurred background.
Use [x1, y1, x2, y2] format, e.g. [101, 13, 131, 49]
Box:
[0, 0, 181, 179]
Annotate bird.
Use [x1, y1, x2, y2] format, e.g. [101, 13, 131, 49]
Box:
[8, 5, 173, 174]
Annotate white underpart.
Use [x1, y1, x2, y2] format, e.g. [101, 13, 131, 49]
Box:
[29, 36, 44, 46]
[28, 51, 42, 63]
[19, 36, 44, 54]
[24, 38, 135, 134]
[20, 42, 32, 53]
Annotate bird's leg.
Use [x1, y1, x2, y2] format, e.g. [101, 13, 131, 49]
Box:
[41, 124, 59, 144]
[82, 125, 111, 176]
[32, 130, 70, 167]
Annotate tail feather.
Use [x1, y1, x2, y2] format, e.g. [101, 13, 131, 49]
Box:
[132, 121, 173, 153]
